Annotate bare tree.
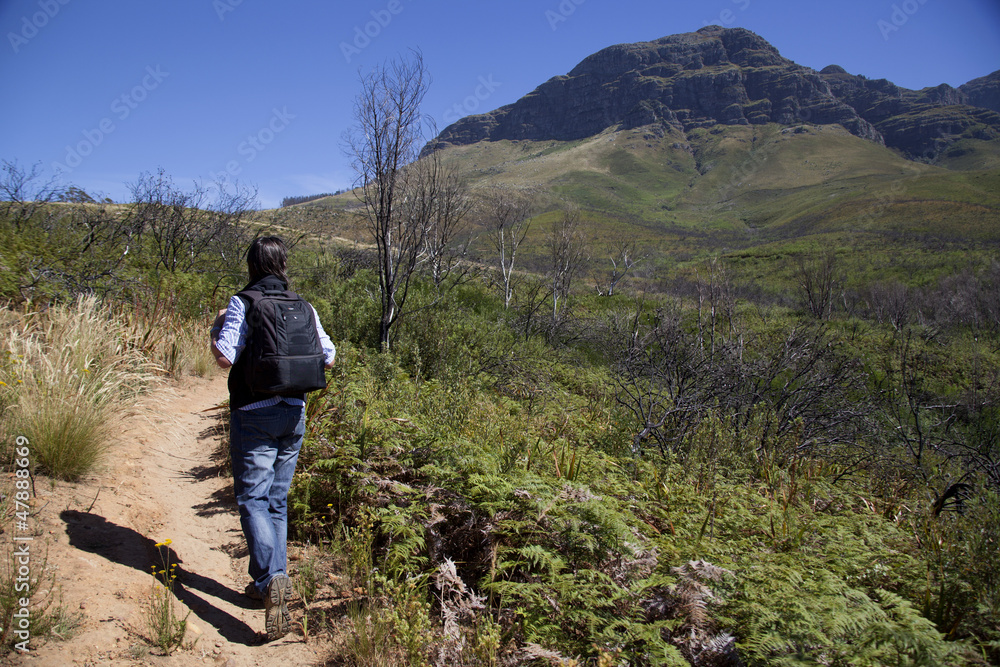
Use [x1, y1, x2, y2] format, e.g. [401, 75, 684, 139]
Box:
[796, 251, 841, 320]
[546, 207, 587, 331]
[0, 159, 62, 232]
[865, 280, 910, 331]
[344, 51, 430, 349]
[420, 155, 474, 288]
[480, 185, 534, 309]
[126, 168, 256, 275]
[594, 234, 641, 297]
[694, 257, 740, 359]
[0, 160, 142, 299]
[611, 303, 869, 462]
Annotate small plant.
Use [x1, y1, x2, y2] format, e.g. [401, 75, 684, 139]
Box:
[385, 575, 433, 667]
[0, 542, 79, 652]
[294, 555, 324, 640]
[343, 510, 376, 593]
[344, 600, 400, 667]
[144, 539, 189, 655]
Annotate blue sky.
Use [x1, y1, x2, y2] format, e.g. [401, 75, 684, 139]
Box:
[1, 0, 998, 208]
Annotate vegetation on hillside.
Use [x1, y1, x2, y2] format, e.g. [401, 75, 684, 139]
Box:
[2, 121, 999, 664]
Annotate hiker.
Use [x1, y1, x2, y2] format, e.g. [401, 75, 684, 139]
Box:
[209, 236, 335, 641]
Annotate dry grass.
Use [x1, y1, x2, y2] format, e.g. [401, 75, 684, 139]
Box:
[0, 297, 160, 480]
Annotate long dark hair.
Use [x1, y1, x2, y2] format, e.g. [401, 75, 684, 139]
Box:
[246, 236, 289, 284]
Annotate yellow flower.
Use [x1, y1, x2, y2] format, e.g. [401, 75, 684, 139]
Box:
[164, 539, 173, 545]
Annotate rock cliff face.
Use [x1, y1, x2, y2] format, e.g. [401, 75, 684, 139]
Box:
[818, 67, 1000, 158]
[428, 26, 1000, 161]
[959, 71, 1000, 115]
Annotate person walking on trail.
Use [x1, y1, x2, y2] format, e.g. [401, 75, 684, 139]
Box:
[209, 236, 335, 641]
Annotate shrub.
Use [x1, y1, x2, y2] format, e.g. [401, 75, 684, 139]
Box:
[1, 297, 158, 479]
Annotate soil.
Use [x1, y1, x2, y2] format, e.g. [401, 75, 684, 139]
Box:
[8, 372, 339, 666]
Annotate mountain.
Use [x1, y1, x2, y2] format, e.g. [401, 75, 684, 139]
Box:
[428, 26, 1000, 163]
[959, 71, 1000, 114]
[292, 27, 1000, 276]
[818, 66, 1000, 160]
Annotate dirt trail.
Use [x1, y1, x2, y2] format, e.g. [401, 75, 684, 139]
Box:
[14, 373, 332, 666]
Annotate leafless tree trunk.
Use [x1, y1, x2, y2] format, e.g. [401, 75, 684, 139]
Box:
[796, 251, 840, 320]
[480, 185, 534, 309]
[410, 152, 474, 288]
[546, 207, 586, 332]
[694, 257, 740, 360]
[344, 51, 430, 350]
[594, 234, 641, 297]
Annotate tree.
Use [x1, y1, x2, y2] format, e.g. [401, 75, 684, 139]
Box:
[126, 168, 257, 276]
[480, 185, 534, 309]
[0, 160, 136, 300]
[593, 233, 641, 297]
[546, 207, 586, 333]
[416, 153, 474, 289]
[344, 51, 431, 349]
[796, 251, 841, 320]
[0, 159, 62, 232]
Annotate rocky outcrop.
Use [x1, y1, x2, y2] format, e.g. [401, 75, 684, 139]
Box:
[427, 26, 1000, 162]
[960, 71, 1000, 115]
[819, 67, 1000, 158]
[430, 26, 880, 150]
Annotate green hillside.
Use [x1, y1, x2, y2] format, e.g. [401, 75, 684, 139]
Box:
[273, 122, 1000, 294]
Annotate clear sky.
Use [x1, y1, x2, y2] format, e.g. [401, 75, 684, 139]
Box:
[1, 0, 998, 208]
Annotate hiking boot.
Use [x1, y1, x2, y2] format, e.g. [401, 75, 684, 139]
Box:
[244, 582, 262, 601]
[264, 574, 292, 641]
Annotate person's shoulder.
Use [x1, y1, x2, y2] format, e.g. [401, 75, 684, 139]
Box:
[227, 294, 248, 314]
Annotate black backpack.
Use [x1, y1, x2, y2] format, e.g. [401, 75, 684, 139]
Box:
[236, 287, 327, 396]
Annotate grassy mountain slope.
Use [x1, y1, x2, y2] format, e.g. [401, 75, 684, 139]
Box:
[269, 120, 1000, 297]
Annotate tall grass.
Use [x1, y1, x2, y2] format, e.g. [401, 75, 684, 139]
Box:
[0, 297, 159, 480]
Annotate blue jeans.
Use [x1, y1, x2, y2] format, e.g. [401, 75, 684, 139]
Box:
[230, 402, 305, 596]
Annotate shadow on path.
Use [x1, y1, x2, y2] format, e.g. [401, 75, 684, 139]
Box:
[60, 510, 259, 645]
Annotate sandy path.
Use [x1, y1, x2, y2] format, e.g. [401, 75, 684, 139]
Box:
[13, 373, 332, 666]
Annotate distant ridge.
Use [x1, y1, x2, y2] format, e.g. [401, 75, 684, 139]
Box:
[427, 26, 1000, 161]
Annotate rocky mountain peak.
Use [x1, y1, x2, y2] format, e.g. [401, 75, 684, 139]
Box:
[427, 27, 1000, 162]
[428, 27, 880, 151]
